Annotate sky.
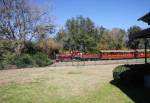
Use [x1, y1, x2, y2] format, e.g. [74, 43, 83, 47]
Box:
[36, 0, 150, 30]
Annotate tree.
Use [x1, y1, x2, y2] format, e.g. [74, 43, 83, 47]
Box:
[0, 0, 54, 55]
[56, 16, 98, 53]
[37, 38, 61, 56]
[97, 28, 110, 50]
[55, 28, 67, 51]
[110, 28, 126, 49]
[127, 26, 143, 49]
[56, 16, 128, 52]
[97, 28, 126, 50]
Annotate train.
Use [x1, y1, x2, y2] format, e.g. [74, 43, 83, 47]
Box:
[56, 50, 150, 62]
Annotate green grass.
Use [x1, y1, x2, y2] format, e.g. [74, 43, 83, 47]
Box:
[0, 65, 133, 103]
[0, 83, 133, 103]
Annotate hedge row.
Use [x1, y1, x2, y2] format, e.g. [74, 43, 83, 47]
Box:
[0, 52, 53, 69]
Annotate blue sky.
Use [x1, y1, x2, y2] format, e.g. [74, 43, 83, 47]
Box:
[36, 0, 150, 30]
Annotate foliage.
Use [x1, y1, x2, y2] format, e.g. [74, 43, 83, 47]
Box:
[0, 40, 54, 69]
[23, 42, 38, 55]
[14, 52, 52, 68]
[0, 61, 14, 70]
[97, 28, 126, 50]
[127, 26, 144, 49]
[37, 39, 61, 54]
[0, 62, 5, 70]
[113, 65, 130, 82]
[3, 52, 16, 65]
[14, 54, 35, 68]
[0, 41, 17, 69]
[33, 52, 52, 67]
[0, 52, 17, 69]
[56, 16, 98, 52]
[0, 0, 55, 69]
[0, 40, 14, 60]
[113, 64, 150, 86]
[0, 0, 54, 55]
[56, 16, 127, 52]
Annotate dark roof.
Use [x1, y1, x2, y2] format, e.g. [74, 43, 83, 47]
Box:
[130, 28, 150, 39]
[138, 12, 150, 25]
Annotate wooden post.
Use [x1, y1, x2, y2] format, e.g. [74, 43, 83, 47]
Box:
[144, 38, 147, 64]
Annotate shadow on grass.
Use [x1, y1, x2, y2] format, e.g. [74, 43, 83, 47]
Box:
[110, 80, 150, 103]
[111, 64, 150, 103]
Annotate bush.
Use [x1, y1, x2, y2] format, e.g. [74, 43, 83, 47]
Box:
[0, 52, 52, 69]
[0, 62, 11, 70]
[0, 52, 17, 70]
[3, 52, 16, 65]
[23, 41, 38, 55]
[0, 62, 5, 70]
[113, 64, 150, 86]
[113, 65, 129, 82]
[14, 54, 35, 68]
[33, 52, 52, 67]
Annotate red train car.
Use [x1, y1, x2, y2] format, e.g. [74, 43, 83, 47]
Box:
[56, 53, 71, 61]
[99, 49, 150, 59]
[74, 53, 100, 60]
[56, 49, 150, 61]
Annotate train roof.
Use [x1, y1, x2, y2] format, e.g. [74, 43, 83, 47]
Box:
[99, 49, 150, 53]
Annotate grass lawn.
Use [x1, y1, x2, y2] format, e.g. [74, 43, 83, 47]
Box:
[0, 65, 133, 103]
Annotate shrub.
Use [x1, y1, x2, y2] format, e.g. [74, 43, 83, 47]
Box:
[113, 65, 129, 82]
[0, 62, 5, 70]
[0, 62, 10, 70]
[0, 62, 16, 70]
[0, 52, 17, 70]
[3, 52, 16, 65]
[113, 64, 150, 86]
[23, 41, 38, 55]
[0, 52, 52, 69]
[14, 54, 35, 68]
[33, 52, 52, 67]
